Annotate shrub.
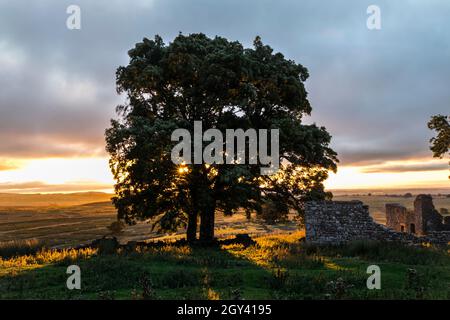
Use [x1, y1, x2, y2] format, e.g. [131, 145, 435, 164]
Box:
[0, 239, 44, 259]
[138, 273, 157, 300]
[258, 199, 289, 224]
[325, 277, 354, 300]
[107, 221, 125, 235]
[267, 268, 289, 290]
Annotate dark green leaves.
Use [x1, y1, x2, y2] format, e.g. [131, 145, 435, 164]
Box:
[105, 33, 338, 235]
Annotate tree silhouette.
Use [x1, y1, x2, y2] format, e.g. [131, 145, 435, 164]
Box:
[428, 115, 450, 158]
[105, 34, 338, 243]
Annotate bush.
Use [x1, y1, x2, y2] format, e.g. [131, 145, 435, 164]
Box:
[92, 237, 119, 255]
[0, 239, 44, 259]
[136, 273, 157, 300]
[258, 200, 289, 224]
[107, 221, 125, 235]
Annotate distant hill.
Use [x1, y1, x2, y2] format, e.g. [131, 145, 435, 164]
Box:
[330, 187, 450, 196]
[0, 192, 113, 207]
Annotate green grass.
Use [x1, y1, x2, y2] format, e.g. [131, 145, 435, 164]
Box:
[1, 232, 449, 300]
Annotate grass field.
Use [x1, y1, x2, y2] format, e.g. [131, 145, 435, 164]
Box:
[0, 192, 113, 207]
[0, 232, 449, 300]
[1, 192, 449, 300]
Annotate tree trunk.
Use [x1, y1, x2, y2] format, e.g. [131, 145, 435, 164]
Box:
[186, 211, 198, 243]
[199, 206, 215, 243]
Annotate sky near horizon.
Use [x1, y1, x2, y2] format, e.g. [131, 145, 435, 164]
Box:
[0, 0, 449, 193]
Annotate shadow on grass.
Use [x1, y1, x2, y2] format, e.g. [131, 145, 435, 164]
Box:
[2, 236, 449, 300]
[0, 237, 279, 300]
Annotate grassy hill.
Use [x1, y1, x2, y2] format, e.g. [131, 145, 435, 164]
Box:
[0, 232, 449, 300]
[1, 192, 449, 300]
[0, 198, 299, 248]
[0, 192, 113, 207]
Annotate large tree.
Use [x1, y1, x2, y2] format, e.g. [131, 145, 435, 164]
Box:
[105, 34, 338, 243]
[428, 114, 450, 177]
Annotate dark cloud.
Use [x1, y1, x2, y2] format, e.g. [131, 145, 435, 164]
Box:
[0, 133, 106, 158]
[336, 148, 431, 166]
[0, 0, 449, 164]
[361, 162, 450, 173]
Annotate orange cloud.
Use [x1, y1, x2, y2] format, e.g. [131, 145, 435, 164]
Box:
[0, 181, 112, 193]
[360, 161, 449, 173]
[0, 160, 20, 171]
[325, 158, 450, 191]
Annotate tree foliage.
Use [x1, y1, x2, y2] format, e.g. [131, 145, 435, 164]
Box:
[105, 33, 338, 242]
[428, 115, 450, 159]
[428, 114, 450, 178]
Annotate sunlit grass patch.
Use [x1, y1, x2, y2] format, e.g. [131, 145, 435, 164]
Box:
[223, 231, 320, 269]
[0, 247, 96, 270]
[323, 258, 347, 271]
[254, 230, 305, 248]
[0, 231, 449, 299]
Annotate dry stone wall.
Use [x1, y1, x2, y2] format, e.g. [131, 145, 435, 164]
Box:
[424, 231, 450, 245]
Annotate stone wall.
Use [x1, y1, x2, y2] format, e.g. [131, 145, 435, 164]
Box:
[305, 200, 417, 245]
[423, 231, 450, 245]
[385, 194, 450, 235]
[304, 200, 449, 246]
[385, 203, 415, 233]
[445, 216, 450, 226]
[414, 195, 444, 234]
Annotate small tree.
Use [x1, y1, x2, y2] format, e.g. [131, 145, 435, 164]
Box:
[428, 114, 450, 179]
[105, 34, 338, 243]
[404, 192, 413, 198]
[107, 220, 125, 235]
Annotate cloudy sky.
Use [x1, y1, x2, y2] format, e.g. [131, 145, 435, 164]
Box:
[0, 0, 449, 193]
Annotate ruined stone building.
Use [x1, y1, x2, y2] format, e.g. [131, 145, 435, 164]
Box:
[386, 195, 450, 235]
[304, 194, 450, 245]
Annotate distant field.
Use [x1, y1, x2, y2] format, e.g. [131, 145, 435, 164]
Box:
[0, 192, 113, 207]
[0, 193, 299, 248]
[334, 194, 450, 224]
[1, 192, 449, 248]
[0, 201, 117, 247]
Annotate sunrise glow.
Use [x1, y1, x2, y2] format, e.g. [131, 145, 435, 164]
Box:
[0, 157, 114, 193]
[325, 158, 450, 190]
[0, 156, 448, 194]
